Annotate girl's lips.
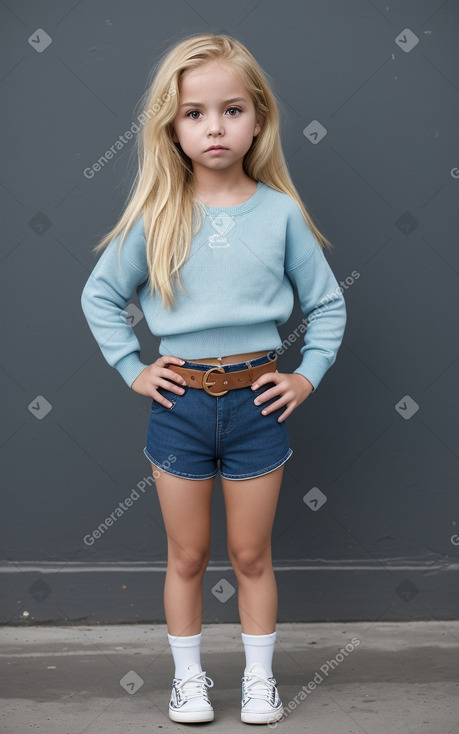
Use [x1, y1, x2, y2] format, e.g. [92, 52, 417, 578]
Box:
[206, 147, 228, 152]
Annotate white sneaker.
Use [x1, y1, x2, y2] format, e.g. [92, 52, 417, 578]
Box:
[241, 662, 284, 724]
[169, 662, 215, 722]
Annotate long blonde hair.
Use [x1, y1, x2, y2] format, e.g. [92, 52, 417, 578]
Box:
[92, 32, 334, 309]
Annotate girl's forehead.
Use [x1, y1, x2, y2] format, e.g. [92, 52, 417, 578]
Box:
[180, 60, 242, 89]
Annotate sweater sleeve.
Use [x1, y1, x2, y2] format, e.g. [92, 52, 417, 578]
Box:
[80, 215, 151, 388]
[284, 202, 347, 392]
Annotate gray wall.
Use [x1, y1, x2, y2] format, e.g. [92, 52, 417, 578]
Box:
[2, 0, 458, 625]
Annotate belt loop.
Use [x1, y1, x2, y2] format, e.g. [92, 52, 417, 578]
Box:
[245, 361, 254, 384]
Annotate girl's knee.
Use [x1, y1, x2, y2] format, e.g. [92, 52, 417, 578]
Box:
[168, 548, 210, 579]
[229, 547, 272, 578]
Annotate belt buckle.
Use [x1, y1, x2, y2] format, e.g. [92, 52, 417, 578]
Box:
[202, 366, 228, 396]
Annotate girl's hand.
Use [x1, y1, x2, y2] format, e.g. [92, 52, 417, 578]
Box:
[251, 372, 314, 423]
[131, 355, 188, 406]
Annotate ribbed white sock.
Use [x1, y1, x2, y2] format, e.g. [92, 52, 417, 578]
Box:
[241, 631, 277, 677]
[168, 631, 203, 679]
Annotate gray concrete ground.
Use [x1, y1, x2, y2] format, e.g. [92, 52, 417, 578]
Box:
[1, 621, 459, 733]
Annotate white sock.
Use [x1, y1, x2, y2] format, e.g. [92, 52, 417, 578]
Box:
[241, 631, 277, 677]
[168, 631, 203, 679]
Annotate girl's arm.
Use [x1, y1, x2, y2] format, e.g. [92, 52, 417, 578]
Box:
[284, 203, 347, 392]
[81, 217, 151, 388]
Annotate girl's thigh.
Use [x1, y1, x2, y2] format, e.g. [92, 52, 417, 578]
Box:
[221, 464, 284, 560]
[152, 463, 215, 562]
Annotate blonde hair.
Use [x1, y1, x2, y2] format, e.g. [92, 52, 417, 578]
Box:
[92, 32, 334, 309]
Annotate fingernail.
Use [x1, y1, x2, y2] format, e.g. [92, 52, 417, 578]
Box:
[252, 384, 258, 390]
[179, 359, 185, 364]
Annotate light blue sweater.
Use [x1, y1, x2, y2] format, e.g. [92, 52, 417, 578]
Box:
[81, 181, 346, 392]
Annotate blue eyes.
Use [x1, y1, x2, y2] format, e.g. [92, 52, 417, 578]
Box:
[186, 107, 242, 119]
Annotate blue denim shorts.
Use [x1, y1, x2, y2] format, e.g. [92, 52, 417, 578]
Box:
[143, 352, 293, 481]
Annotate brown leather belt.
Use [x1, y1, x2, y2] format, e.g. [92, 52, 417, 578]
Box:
[168, 357, 278, 396]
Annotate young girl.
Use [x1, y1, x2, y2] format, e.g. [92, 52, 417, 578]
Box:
[81, 33, 346, 725]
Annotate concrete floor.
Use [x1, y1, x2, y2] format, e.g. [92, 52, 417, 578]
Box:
[1, 621, 459, 733]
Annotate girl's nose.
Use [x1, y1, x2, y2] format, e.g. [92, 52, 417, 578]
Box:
[207, 117, 224, 135]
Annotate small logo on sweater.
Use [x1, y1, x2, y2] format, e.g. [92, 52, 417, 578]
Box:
[207, 212, 235, 248]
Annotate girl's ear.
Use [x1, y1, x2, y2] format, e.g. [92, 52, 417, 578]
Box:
[253, 117, 262, 138]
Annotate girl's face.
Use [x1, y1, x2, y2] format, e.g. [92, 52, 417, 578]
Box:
[171, 60, 261, 177]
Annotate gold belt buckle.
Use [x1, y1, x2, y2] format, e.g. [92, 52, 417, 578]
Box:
[202, 366, 228, 396]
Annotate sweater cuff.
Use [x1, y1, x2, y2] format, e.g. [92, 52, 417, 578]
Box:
[293, 352, 336, 393]
[115, 353, 150, 388]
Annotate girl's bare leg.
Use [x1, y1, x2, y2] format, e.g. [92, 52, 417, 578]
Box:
[221, 465, 284, 634]
[152, 463, 215, 636]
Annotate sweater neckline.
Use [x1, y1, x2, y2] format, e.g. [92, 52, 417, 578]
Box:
[198, 180, 266, 216]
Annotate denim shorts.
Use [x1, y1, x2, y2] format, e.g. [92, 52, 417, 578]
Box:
[143, 352, 293, 481]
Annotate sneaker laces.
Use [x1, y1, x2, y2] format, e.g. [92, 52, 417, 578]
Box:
[243, 671, 278, 705]
[175, 669, 214, 703]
